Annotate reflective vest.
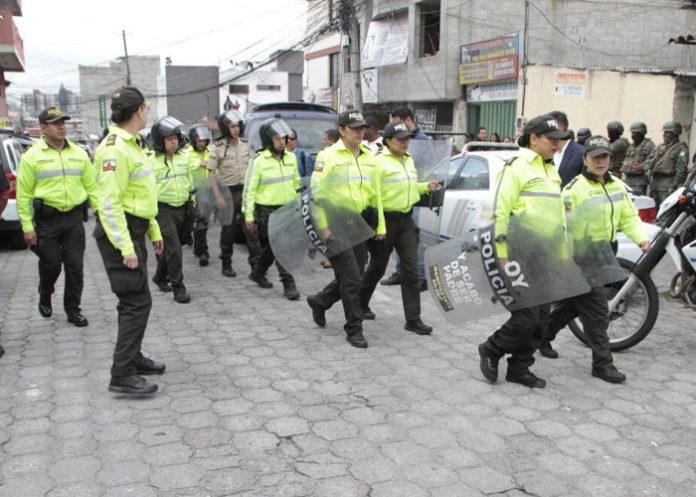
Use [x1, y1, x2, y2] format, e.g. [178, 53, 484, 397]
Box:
[94, 126, 162, 256]
[17, 137, 97, 233]
[563, 170, 647, 246]
[243, 148, 300, 221]
[312, 140, 385, 235]
[376, 148, 429, 213]
[186, 145, 211, 184]
[492, 147, 565, 258]
[152, 151, 193, 207]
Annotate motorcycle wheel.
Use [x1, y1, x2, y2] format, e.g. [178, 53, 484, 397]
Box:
[569, 257, 659, 352]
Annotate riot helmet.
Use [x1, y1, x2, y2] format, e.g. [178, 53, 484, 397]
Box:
[259, 118, 292, 152]
[217, 110, 243, 138]
[151, 116, 185, 154]
[189, 125, 212, 150]
[662, 121, 682, 136]
[606, 120, 624, 139]
[629, 122, 647, 136]
[576, 127, 592, 144]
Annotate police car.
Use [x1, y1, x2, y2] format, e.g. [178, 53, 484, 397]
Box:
[417, 142, 656, 261]
[0, 135, 29, 249]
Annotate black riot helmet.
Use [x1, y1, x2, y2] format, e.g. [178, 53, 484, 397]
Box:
[629, 122, 647, 136]
[662, 121, 682, 136]
[576, 127, 592, 144]
[151, 116, 185, 154]
[259, 118, 292, 152]
[189, 125, 212, 150]
[217, 109, 243, 138]
[607, 120, 624, 135]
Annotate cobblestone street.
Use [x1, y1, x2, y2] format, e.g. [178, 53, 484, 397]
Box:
[1, 221, 695, 497]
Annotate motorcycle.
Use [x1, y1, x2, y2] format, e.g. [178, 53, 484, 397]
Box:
[568, 171, 696, 351]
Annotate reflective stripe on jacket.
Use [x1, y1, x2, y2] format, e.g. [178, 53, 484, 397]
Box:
[376, 148, 429, 213]
[243, 148, 300, 221]
[153, 151, 194, 207]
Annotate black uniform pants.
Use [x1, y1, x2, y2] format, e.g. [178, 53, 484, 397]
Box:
[545, 287, 613, 368]
[253, 204, 292, 282]
[360, 212, 420, 321]
[154, 203, 186, 288]
[193, 203, 213, 257]
[94, 214, 152, 377]
[483, 304, 551, 375]
[313, 242, 368, 335]
[34, 207, 85, 313]
[219, 186, 261, 267]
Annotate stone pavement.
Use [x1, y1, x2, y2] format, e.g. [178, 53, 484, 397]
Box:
[0, 221, 695, 497]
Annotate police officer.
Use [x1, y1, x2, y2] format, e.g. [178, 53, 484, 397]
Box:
[359, 122, 438, 335]
[243, 118, 301, 300]
[648, 121, 689, 206]
[478, 114, 571, 388]
[620, 122, 655, 196]
[539, 136, 650, 383]
[17, 107, 98, 327]
[208, 110, 260, 277]
[576, 127, 592, 146]
[607, 121, 629, 176]
[150, 116, 193, 304]
[94, 86, 165, 395]
[306, 110, 385, 348]
[187, 125, 213, 266]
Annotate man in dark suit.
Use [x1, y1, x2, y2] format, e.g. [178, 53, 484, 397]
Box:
[549, 111, 585, 188]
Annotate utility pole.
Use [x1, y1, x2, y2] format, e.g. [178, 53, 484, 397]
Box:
[122, 29, 132, 86]
[337, 0, 363, 111]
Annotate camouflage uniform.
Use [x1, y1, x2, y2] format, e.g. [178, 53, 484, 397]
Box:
[620, 138, 655, 195]
[609, 137, 629, 176]
[648, 140, 689, 206]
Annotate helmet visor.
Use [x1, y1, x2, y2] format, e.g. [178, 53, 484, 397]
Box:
[221, 110, 243, 124]
[191, 125, 212, 141]
[158, 116, 184, 137]
[267, 119, 293, 139]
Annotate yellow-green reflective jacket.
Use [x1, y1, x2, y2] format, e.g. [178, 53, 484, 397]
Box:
[492, 147, 565, 258]
[563, 170, 648, 246]
[94, 126, 162, 256]
[243, 148, 300, 221]
[376, 148, 429, 213]
[186, 145, 211, 183]
[152, 151, 194, 207]
[17, 137, 98, 233]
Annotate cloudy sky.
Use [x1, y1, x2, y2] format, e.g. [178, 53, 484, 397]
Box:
[9, 0, 309, 99]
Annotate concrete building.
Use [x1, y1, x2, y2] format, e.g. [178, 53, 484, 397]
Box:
[79, 55, 162, 137]
[0, 0, 24, 126]
[22, 86, 79, 119]
[304, 0, 696, 148]
[165, 65, 219, 126]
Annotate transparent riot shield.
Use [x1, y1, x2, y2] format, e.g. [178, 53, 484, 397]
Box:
[498, 215, 591, 310]
[424, 233, 503, 324]
[195, 176, 235, 226]
[408, 138, 454, 180]
[566, 203, 626, 287]
[268, 165, 376, 271]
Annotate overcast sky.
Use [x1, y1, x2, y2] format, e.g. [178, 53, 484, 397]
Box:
[8, 0, 309, 100]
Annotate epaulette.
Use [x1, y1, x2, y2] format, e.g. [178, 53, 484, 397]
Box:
[105, 134, 117, 146]
[251, 151, 260, 159]
[502, 156, 518, 167]
[214, 138, 225, 146]
[565, 176, 581, 190]
[240, 138, 248, 143]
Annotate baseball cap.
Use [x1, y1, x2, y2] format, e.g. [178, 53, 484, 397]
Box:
[383, 122, 410, 140]
[39, 107, 70, 124]
[338, 110, 367, 128]
[111, 86, 145, 110]
[584, 135, 613, 158]
[522, 114, 572, 140]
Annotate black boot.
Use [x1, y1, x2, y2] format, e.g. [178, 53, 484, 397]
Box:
[249, 270, 273, 289]
[221, 258, 236, 277]
[282, 278, 300, 300]
[538, 340, 558, 359]
[38, 294, 52, 318]
[173, 286, 191, 304]
[199, 253, 209, 267]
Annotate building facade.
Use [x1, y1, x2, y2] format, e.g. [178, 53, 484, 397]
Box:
[0, 1, 24, 126]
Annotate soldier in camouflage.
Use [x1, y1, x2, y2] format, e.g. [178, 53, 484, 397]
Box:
[648, 121, 689, 206]
[607, 121, 629, 176]
[620, 122, 655, 196]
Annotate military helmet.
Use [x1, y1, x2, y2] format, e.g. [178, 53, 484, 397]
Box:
[259, 118, 292, 151]
[662, 121, 682, 136]
[189, 125, 212, 146]
[576, 127, 592, 140]
[607, 121, 624, 135]
[629, 122, 647, 135]
[151, 116, 185, 154]
[217, 110, 243, 138]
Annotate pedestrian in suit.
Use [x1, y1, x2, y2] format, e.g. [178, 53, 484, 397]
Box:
[549, 111, 585, 188]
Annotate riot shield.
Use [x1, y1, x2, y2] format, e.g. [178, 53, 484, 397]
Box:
[268, 165, 376, 271]
[408, 138, 454, 180]
[566, 204, 626, 287]
[195, 176, 235, 226]
[496, 215, 591, 310]
[425, 233, 503, 324]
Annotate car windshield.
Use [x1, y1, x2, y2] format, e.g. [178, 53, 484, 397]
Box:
[246, 117, 336, 156]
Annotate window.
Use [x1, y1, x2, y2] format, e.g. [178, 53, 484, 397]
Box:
[256, 84, 281, 91]
[426, 157, 465, 188]
[418, 0, 440, 57]
[451, 158, 489, 190]
[329, 52, 340, 88]
[229, 84, 249, 94]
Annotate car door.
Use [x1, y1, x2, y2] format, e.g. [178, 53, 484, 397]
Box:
[438, 155, 492, 240]
[418, 155, 466, 246]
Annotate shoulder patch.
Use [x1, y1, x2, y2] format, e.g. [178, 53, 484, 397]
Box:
[101, 158, 116, 172]
[106, 134, 117, 146]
